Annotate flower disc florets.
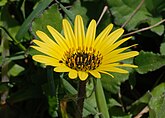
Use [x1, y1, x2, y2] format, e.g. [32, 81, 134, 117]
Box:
[62, 47, 103, 71]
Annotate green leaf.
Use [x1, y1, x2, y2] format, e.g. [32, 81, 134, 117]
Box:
[101, 59, 134, 94]
[130, 83, 165, 115]
[149, 95, 165, 118]
[108, 98, 121, 108]
[107, 0, 164, 35]
[160, 42, 165, 55]
[0, 0, 7, 6]
[145, 0, 165, 15]
[94, 79, 110, 118]
[101, 73, 129, 94]
[83, 79, 97, 117]
[56, 1, 75, 22]
[135, 51, 165, 74]
[107, 0, 151, 31]
[1, 4, 20, 40]
[150, 17, 164, 35]
[15, 0, 53, 41]
[60, 0, 70, 3]
[69, 0, 88, 25]
[151, 83, 165, 98]
[132, 83, 165, 105]
[32, 5, 62, 38]
[8, 63, 25, 76]
[112, 114, 132, 118]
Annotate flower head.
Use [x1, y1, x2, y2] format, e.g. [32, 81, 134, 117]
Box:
[32, 15, 139, 81]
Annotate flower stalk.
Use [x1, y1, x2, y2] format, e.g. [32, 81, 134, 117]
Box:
[76, 79, 87, 118]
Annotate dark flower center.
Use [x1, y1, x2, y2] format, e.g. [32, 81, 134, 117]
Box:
[60, 47, 103, 71]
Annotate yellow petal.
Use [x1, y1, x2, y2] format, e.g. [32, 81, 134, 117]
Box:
[99, 71, 114, 78]
[47, 25, 69, 51]
[103, 44, 137, 61]
[32, 55, 60, 66]
[36, 31, 64, 52]
[100, 67, 129, 73]
[32, 40, 63, 57]
[54, 66, 71, 72]
[74, 15, 85, 48]
[89, 70, 101, 78]
[85, 20, 96, 48]
[103, 51, 139, 63]
[100, 63, 138, 68]
[94, 24, 113, 49]
[78, 71, 88, 81]
[116, 64, 138, 68]
[68, 69, 78, 79]
[31, 46, 61, 60]
[63, 19, 75, 48]
[102, 37, 132, 55]
[99, 28, 124, 53]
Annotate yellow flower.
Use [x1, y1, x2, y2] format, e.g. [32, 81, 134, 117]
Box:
[32, 15, 139, 81]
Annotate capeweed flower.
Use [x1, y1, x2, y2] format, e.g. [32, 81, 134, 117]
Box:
[32, 15, 139, 81]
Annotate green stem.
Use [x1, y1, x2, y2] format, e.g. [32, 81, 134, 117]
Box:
[61, 78, 98, 114]
[76, 80, 87, 118]
[94, 79, 110, 118]
[0, 26, 26, 51]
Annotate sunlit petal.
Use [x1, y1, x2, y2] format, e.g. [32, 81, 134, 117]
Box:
[47, 25, 69, 51]
[74, 15, 85, 48]
[102, 44, 137, 62]
[89, 70, 101, 78]
[69, 69, 78, 79]
[36, 31, 65, 53]
[103, 51, 139, 63]
[102, 37, 132, 55]
[32, 40, 63, 57]
[94, 24, 113, 49]
[33, 55, 60, 66]
[54, 66, 71, 72]
[63, 19, 75, 48]
[99, 71, 114, 78]
[100, 67, 129, 73]
[31, 46, 62, 59]
[85, 20, 96, 48]
[78, 71, 88, 81]
[99, 28, 124, 53]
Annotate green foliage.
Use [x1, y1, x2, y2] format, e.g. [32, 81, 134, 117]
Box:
[32, 5, 62, 38]
[0, 0, 165, 118]
[8, 63, 25, 76]
[48, 96, 59, 117]
[149, 95, 165, 118]
[135, 51, 165, 74]
[160, 42, 165, 55]
[16, 0, 53, 41]
[0, 0, 7, 6]
[107, 0, 164, 35]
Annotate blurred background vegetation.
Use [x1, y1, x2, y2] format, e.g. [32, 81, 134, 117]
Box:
[0, 0, 165, 118]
